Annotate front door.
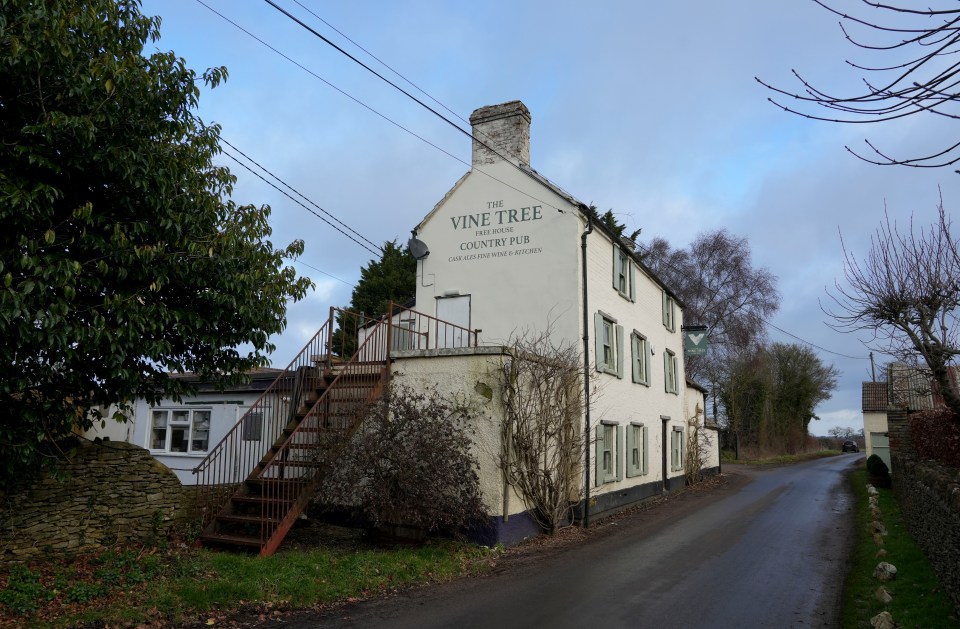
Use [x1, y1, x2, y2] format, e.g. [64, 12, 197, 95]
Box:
[436, 295, 471, 348]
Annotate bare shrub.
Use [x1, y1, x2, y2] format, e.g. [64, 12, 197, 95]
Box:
[496, 330, 587, 534]
[684, 403, 715, 485]
[315, 383, 487, 534]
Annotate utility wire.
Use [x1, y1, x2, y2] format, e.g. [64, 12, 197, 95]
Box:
[290, 0, 472, 130]
[260, 0, 583, 212]
[219, 137, 380, 253]
[202, 2, 861, 360]
[195, 0, 575, 216]
[293, 259, 354, 287]
[763, 319, 868, 360]
[220, 148, 380, 256]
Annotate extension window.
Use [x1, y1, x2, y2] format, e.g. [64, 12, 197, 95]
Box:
[150, 408, 210, 454]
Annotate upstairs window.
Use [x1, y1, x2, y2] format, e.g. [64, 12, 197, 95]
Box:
[662, 291, 676, 332]
[664, 349, 679, 394]
[631, 331, 650, 386]
[613, 246, 635, 302]
[594, 312, 624, 377]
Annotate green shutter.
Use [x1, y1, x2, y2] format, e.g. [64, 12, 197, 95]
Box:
[630, 335, 639, 383]
[595, 424, 604, 486]
[642, 426, 649, 475]
[628, 262, 636, 302]
[594, 313, 604, 373]
[664, 352, 670, 393]
[616, 425, 624, 481]
[612, 246, 618, 290]
[662, 291, 668, 327]
[626, 424, 636, 477]
[615, 325, 624, 379]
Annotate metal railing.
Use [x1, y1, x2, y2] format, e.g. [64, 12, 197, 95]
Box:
[192, 303, 481, 554]
[192, 315, 337, 527]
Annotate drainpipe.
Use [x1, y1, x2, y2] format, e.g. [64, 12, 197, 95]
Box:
[581, 214, 593, 527]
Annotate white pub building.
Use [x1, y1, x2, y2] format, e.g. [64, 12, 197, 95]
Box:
[393, 101, 719, 544]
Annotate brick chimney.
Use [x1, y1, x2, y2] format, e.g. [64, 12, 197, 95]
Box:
[469, 101, 531, 168]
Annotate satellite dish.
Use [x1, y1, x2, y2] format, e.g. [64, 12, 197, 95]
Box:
[408, 236, 430, 260]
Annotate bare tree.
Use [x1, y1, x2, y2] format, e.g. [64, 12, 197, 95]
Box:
[684, 402, 714, 485]
[825, 201, 960, 416]
[496, 330, 588, 534]
[644, 230, 780, 429]
[758, 1, 960, 169]
[645, 230, 780, 376]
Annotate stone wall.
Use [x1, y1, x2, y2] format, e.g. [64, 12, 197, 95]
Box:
[0, 441, 191, 559]
[888, 408, 960, 615]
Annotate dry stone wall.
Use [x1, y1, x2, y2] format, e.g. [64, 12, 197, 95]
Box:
[888, 408, 960, 615]
[0, 441, 190, 559]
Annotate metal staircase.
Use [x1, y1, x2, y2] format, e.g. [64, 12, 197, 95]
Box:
[192, 304, 480, 557]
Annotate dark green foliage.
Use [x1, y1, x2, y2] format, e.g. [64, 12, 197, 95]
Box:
[0, 0, 311, 480]
[584, 206, 642, 245]
[721, 343, 838, 452]
[866, 453, 890, 478]
[332, 240, 415, 357]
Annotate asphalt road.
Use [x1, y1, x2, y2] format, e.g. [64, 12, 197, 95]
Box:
[277, 455, 860, 629]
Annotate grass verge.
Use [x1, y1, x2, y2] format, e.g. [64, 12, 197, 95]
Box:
[840, 468, 957, 628]
[721, 449, 842, 465]
[0, 536, 496, 627]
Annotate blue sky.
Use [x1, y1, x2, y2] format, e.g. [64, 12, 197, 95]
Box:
[140, 0, 960, 436]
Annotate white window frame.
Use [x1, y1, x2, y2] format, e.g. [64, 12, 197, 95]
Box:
[626, 422, 649, 477]
[671, 427, 685, 472]
[595, 421, 623, 485]
[631, 331, 650, 386]
[664, 349, 679, 394]
[613, 246, 636, 302]
[662, 291, 676, 332]
[594, 312, 624, 378]
[149, 408, 211, 455]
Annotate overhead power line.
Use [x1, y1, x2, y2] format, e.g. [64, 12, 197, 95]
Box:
[259, 0, 583, 212]
[220, 148, 380, 257]
[219, 137, 380, 253]
[195, 0, 574, 216]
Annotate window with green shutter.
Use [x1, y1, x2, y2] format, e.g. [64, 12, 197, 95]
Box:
[626, 422, 649, 477]
[671, 427, 685, 472]
[662, 291, 676, 332]
[594, 312, 624, 378]
[631, 331, 650, 385]
[664, 349, 678, 394]
[595, 422, 623, 485]
[613, 246, 636, 302]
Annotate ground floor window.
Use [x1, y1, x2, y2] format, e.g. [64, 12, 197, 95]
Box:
[150, 408, 211, 454]
[670, 426, 685, 472]
[595, 421, 623, 485]
[626, 422, 648, 477]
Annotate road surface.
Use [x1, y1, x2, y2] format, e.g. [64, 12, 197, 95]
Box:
[275, 455, 859, 628]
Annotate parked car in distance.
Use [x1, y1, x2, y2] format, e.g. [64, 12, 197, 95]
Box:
[842, 440, 859, 453]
